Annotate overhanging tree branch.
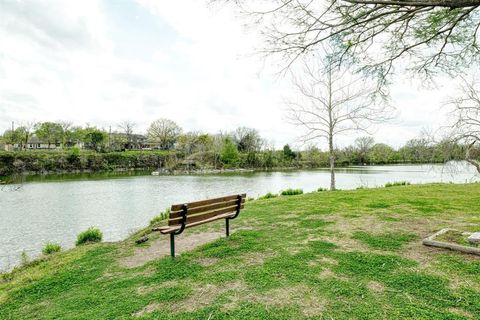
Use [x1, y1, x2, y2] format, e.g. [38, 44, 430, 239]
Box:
[218, 0, 480, 86]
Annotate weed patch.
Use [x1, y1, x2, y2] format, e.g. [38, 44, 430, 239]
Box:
[352, 231, 417, 250]
[76, 227, 102, 246]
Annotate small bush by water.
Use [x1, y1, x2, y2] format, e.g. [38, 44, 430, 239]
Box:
[42, 242, 62, 255]
[258, 192, 278, 200]
[20, 250, 29, 266]
[150, 208, 170, 226]
[280, 188, 304, 196]
[385, 181, 411, 188]
[75, 227, 103, 246]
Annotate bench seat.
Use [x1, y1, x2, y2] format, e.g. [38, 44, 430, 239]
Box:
[153, 212, 236, 234]
[152, 193, 246, 257]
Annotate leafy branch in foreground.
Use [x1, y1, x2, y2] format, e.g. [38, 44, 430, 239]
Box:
[218, 0, 480, 85]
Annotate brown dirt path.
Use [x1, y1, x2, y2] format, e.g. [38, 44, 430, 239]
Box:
[120, 231, 224, 268]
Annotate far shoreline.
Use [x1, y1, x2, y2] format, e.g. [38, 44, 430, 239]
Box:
[0, 162, 457, 185]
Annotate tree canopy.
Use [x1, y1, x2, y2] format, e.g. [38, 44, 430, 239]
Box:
[147, 119, 182, 150]
[220, 0, 480, 86]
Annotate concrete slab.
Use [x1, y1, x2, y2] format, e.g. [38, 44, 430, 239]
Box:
[468, 232, 480, 244]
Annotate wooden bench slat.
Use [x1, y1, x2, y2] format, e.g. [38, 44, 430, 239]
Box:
[170, 193, 246, 211]
[168, 204, 244, 226]
[169, 198, 245, 218]
[156, 212, 235, 234]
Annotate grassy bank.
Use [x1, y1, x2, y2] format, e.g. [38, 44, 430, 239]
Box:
[1, 183, 480, 319]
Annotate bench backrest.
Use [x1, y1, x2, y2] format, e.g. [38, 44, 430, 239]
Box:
[168, 194, 246, 228]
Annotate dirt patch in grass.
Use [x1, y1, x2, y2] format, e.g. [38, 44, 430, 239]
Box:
[324, 212, 464, 239]
[226, 285, 326, 317]
[319, 256, 339, 265]
[176, 281, 245, 312]
[102, 267, 155, 281]
[241, 250, 277, 267]
[136, 280, 178, 296]
[367, 281, 385, 293]
[318, 268, 335, 278]
[194, 257, 219, 266]
[307, 256, 334, 267]
[119, 231, 224, 268]
[275, 220, 299, 228]
[133, 282, 244, 316]
[319, 235, 371, 252]
[132, 302, 162, 317]
[447, 307, 475, 319]
[400, 240, 441, 265]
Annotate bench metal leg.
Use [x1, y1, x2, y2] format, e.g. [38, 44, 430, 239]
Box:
[170, 233, 175, 258]
[226, 218, 230, 237]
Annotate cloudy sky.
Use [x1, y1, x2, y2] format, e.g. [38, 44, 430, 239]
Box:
[0, 0, 461, 149]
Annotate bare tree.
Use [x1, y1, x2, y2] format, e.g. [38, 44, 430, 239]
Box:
[12, 122, 34, 150]
[233, 127, 263, 152]
[354, 136, 375, 164]
[118, 121, 136, 150]
[218, 0, 480, 86]
[446, 77, 480, 173]
[286, 58, 392, 190]
[147, 119, 182, 150]
[59, 121, 73, 148]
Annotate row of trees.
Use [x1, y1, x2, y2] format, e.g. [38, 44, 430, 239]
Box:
[1, 122, 108, 151]
[0, 119, 266, 154]
[2, 119, 471, 165]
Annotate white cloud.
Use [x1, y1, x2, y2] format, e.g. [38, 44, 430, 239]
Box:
[0, 0, 463, 150]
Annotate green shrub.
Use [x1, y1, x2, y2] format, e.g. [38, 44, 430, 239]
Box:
[42, 242, 62, 255]
[280, 188, 304, 196]
[220, 138, 240, 166]
[150, 208, 170, 226]
[258, 192, 278, 200]
[317, 187, 328, 192]
[20, 250, 29, 266]
[385, 181, 410, 188]
[76, 227, 103, 246]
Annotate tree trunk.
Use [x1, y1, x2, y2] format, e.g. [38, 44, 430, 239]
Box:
[329, 135, 336, 191]
[466, 159, 480, 174]
[466, 142, 480, 174]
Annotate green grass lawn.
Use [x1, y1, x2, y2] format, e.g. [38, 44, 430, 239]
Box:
[1, 183, 480, 319]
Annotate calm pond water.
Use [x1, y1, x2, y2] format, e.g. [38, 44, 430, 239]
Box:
[1, 162, 478, 271]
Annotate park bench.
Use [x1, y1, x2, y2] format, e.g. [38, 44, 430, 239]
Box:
[153, 193, 246, 257]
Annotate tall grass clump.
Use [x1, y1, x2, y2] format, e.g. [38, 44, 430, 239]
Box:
[150, 208, 170, 226]
[385, 181, 411, 188]
[20, 250, 29, 266]
[258, 192, 278, 200]
[42, 242, 61, 255]
[75, 227, 103, 246]
[280, 188, 304, 196]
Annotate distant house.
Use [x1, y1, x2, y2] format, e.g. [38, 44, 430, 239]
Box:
[110, 133, 149, 150]
[130, 134, 149, 150]
[14, 136, 60, 150]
